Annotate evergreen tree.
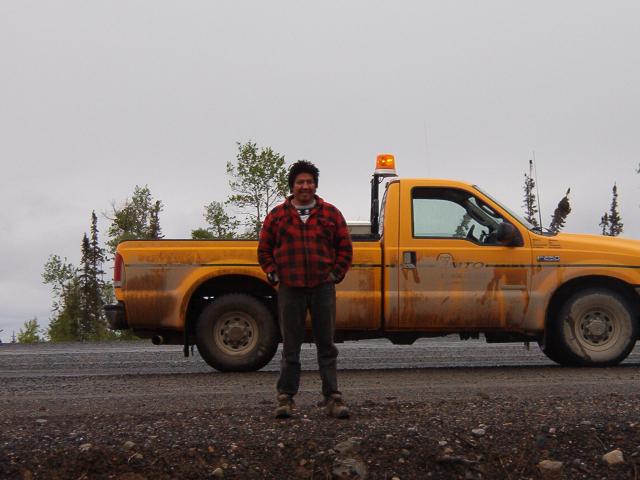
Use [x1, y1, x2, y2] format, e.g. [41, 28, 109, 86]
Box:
[522, 160, 539, 227]
[44, 212, 114, 342]
[106, 185, 164, 253]
[17, 318, 43, 343]
[226, 141, 289, 238]
[191, 201, 239, 239]
[607, 183, 623, 236]
[78, 233, 94, 339]
[549, 189, 571, 233]
[599, 213, 610, 236]
[77, 212, 110, 340]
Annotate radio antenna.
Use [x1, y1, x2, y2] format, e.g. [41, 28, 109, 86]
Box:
[423, 120, 429, 176]
[532, 150, 543, 229]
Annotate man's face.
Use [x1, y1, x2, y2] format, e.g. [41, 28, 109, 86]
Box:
[292, 172, 316, 204]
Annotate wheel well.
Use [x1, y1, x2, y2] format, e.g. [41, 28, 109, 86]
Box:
[546, 275, 640, 330]
[185, 275, 278, 340]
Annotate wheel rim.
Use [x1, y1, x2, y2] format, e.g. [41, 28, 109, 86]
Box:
[213, 311, 258, 356]
[575, 307, 618, 348]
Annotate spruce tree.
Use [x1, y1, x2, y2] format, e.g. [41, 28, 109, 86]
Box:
[89, 211, 106, 277]
[82, 212, 110, 339]
[599, 213, 609, 236]
[45, 212, 112, 342]
[78, 217, 109, 340]
[549, 189, 571, 233]
[522, 160, 539, 227]
[607, 183, 623, 236]
[78, 233, 95, 340]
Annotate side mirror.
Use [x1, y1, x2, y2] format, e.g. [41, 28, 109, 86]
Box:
[496, 223, 520, 246]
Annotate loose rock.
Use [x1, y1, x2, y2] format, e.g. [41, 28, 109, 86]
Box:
[123, 441, 136, 451]
[602, 449, 624, 466]
[79, 443, 92, 452]
[332, 457, 367, 480]
[212, 467, 224, 478]
[471, 428, 486, 437]
[538, 460, 563, 477]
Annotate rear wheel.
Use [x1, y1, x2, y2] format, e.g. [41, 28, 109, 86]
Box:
[196, 293, 279, 372]
[547, 288, 638, 366]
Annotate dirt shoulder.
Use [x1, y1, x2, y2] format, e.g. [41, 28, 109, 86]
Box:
[2, 391, 640, 479]
[2, 342, 640, 478]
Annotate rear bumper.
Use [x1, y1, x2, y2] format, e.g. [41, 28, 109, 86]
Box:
[104, 302, 129, 330]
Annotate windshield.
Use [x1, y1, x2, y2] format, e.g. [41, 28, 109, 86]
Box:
[473, 185, 536, 231]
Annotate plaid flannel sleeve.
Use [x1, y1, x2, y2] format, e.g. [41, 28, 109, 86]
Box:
[258, 210, 277, 274]
[331, 208, 353, 282]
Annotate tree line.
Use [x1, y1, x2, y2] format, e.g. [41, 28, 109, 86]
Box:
[15, 147, 634, 342]
[18, 141, 290, 343]
[521, 159, 624, 236]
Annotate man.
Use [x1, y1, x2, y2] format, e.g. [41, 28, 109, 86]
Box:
[258, 160, 353, 419]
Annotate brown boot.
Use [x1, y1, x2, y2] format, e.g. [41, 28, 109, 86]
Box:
[325, 393, 350, 419]
[275, 394, 295, 419]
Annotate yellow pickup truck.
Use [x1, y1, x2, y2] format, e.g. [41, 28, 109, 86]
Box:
[105, 156, 639, 371]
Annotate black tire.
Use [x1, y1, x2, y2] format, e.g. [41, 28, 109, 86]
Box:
[196, 293, 279, 372]
[538, 338, 573, 366]
[548, 288, 638, 366]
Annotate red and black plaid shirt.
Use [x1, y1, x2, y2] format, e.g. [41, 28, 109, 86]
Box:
[258, 196, 353, 288]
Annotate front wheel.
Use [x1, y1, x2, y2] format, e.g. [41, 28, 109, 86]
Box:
[547, 289, 638, 366]
[196, 294, 279, 372]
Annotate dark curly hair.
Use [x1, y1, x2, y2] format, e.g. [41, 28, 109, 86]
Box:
[287, 160, 319, 192]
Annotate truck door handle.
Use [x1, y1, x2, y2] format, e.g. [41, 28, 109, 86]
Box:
[402, 251, 417, 269]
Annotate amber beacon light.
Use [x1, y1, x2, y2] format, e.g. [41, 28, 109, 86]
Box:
[374, 154, 397, 177]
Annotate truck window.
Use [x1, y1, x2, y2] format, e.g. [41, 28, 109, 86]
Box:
[412, 187, 506, 245]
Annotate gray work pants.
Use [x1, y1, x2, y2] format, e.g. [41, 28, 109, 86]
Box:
[276, 283, 339, 398]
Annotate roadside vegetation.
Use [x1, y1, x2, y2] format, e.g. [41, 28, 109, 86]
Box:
[11, 148, 632, 343]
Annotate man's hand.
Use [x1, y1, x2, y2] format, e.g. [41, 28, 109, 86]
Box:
[267, 272, 279, 286]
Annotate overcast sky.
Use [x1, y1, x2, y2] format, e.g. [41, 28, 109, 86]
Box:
[1, 1, 639, 342]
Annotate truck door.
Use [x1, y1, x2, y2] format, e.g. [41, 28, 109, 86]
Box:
[396, 184, 532, 330]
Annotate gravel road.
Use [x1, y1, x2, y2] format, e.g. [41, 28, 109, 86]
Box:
[1, 338, 640, 479]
